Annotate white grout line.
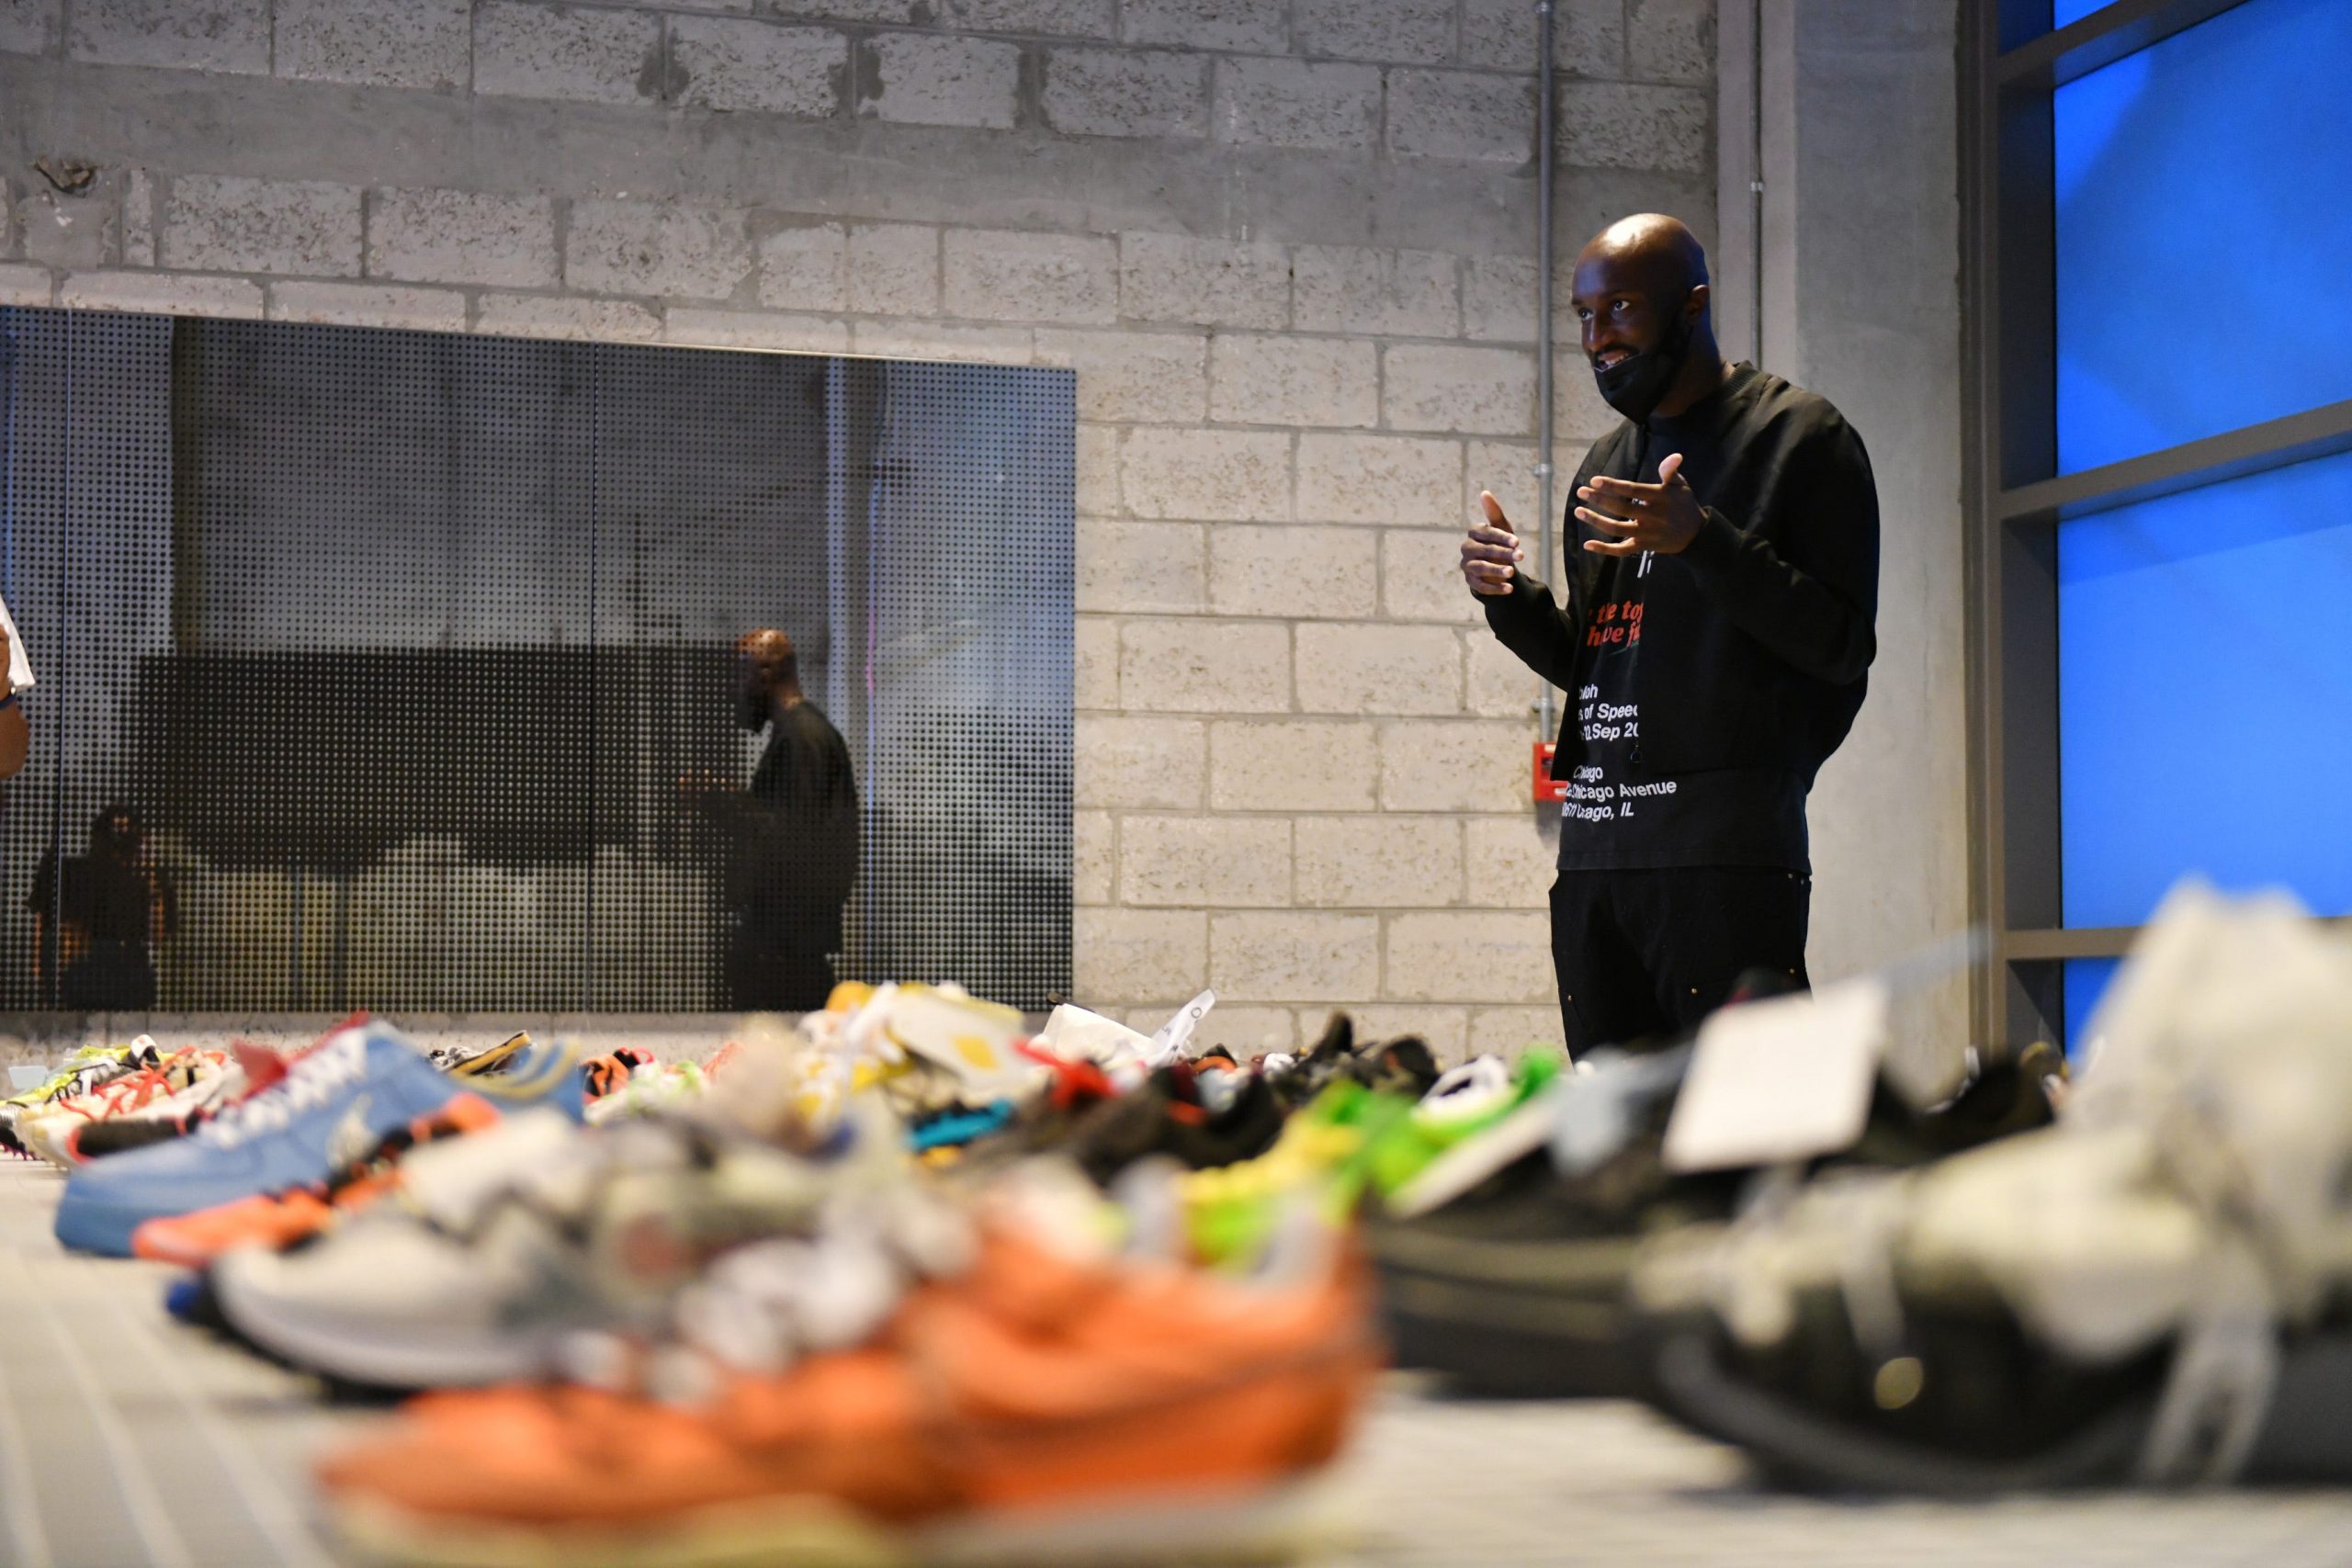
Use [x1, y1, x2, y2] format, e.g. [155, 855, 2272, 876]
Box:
[4, 1248, 197, 1568]
[101, 1293, 342, 1568]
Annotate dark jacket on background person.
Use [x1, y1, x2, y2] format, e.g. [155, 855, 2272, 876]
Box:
[1485, 364, 1880, 785]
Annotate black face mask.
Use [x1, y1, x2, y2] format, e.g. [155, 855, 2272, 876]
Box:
[1591, 292, 1694, 425]
[737, 686, 770, 731]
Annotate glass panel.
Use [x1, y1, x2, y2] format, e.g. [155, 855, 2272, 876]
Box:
[2063, 956, 2123, 1060]
[2054, 0, 2352, 472]
[2052, 0, 2112, 27]
[2058, 447, 2352, 926]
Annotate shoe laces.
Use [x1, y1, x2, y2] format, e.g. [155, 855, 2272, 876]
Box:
[202, 1032, 371, 1149]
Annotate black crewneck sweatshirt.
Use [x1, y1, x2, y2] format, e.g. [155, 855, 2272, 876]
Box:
[1480, 363, 1880, 871]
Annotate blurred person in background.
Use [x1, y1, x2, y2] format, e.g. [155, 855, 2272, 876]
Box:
[29, 803, 175, 1011]
[684, 628, 859, 1011]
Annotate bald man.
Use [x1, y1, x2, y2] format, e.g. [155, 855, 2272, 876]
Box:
[702, 629, 859, 1010]
[1460, 215, 1879, 1053]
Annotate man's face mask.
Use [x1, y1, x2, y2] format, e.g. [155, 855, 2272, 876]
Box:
[1591, 289, 1694, 425]
[738, 681, 769, 731]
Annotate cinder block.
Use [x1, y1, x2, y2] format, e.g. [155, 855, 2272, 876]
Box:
[120, 169, 155, 265]
[1033, 327, 1208, 423]
[947, 0, 1114, 38]
[1075, 715, 1205, 808]
[1207, 525, 1375, 619]
[1078, 519, 1204, 615]
[1073, 810, 1114, 904]
[1118, 617, 1290, 713]
[59, 269, 261, 318]
[1466, 631, 1547, 719]
[1075, 614, 1119, 706]
[1215, 59, 1380, 153]
[755, 220, 848, 311]
[1044, 47, 1207, 140]
[1076, 420, 1120, 515]
[369, 188, 557, 289]
[474, 293, 662, 341]
[16, 177, 117, 268]
[567, 201, 751, 301]
[1295, 623, 1459, 716]
[0, 264, 53, 305]
[1208, 333, 1377, 429]
[1388, 70, 1536, 164]
[850, 320, 1033, 364]
[855, 33, 1020, 130]
[672, 17, 842, 116]
[1379, 718, 1529, 811]
[1381, 528, 1485, 624]
[1181, 1006, 1295, 1055]
[1294, 0, 1453, 64]
[1075, 908, 1207, 1006]
[662, 308, 851, 352]
[1463, 253, 1581, 344]
[1295, 433, 1463, 526]
[1342, 1004, 1470, 1063]
[68, 0, 266, 72]
[1471, 1003, 1566, 1055]
[473, 1, 660, 106]
[1464, 815, 1557, 908]
[0, 0, 59, 53]
[1120, 816, 1291, 908]
[164, 175, 362, 276]
[1292, 245, 1460, 339]
[267, 280, 467, 332]
[846, 223, 938, 315]
[1209, 912, 1379, 1003]
[1554, 350, 1622, 442]
[1119, 231, 1290, 331]
[1122, 0, 1286, 53]
[1119, 426, 1290, 523]
[1629, 0, 1715, 85]
[275, 0, 469, 89]
[1386, 911, 1553, 1001]
[1384, 343, 1537, 435]
[1209, 719, 1378, 812]
[944, 229, 1118, 324]
[1464, 438, 1544, 536]
[1558, 81, 1711, 174]
[1295, 815, 1462, 908]
[1462, 0, 1623, 75]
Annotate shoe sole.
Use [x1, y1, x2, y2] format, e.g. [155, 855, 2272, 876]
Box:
[1373, 1232, 1647, 1397]
[334, 1474, 1346, 1568]
[210, 1260, 556, 1392]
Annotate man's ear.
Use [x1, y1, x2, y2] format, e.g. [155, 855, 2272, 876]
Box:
[1684, 282, 1709, 324]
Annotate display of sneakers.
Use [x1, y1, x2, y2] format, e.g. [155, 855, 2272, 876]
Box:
[0, 1043, 147, 1156]
[1370, 1026, 2064, 1400]
[1630, 886, 2352, 1491]
[52, 1021, 584, 1258]
[199, 1100, 910, 1392]
[315, 1167, 1378, 1567]
[131, 1091, 505, 1268]
[16, 1044, 226, 1167]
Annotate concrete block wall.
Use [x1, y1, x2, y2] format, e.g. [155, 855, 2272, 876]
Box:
[0, 0, 1717, 1060]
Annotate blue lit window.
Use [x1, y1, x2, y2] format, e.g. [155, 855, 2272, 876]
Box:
[2054, 0, 2352, 473]
[2058, 447, 2352, 927]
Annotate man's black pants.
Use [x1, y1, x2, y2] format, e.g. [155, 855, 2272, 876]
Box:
[1549, 866, 1810, 1054]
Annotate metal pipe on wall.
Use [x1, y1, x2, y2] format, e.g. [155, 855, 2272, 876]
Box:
[1533, 0, 1558, 743]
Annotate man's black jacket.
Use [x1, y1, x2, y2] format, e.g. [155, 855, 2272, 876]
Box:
[1484, 364, 1879, 784]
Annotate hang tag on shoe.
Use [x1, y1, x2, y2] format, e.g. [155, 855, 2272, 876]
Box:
[1661, 978, 1889, 1174]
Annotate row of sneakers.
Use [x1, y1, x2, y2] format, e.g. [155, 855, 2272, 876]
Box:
[1369, 884, 2352, 1494]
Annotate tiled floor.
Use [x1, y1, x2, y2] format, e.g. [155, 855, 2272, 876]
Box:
[6, 1159, 2352, 1568]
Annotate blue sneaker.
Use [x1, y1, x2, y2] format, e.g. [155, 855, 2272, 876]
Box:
[53, 1021, 579, 1258]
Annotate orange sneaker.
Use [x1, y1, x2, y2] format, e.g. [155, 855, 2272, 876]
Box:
[320, 1210, 1378, 1565]
[132, 1093, 503, 1268]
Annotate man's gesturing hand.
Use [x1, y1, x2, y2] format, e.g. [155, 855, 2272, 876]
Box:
[1576, 452, 1705, 557]
[1460, 490, 1525, 597]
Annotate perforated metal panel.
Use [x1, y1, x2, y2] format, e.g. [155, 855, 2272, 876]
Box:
[0, 309, 1074, 1012]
